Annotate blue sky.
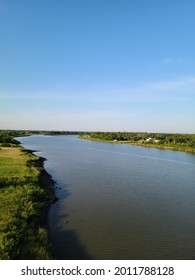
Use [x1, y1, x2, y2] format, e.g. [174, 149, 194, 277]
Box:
[0, 0, 195, 132]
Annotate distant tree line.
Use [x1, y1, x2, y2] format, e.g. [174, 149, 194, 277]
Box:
[86, 132, 195, 151]
[1, 130, 195, 151]
[42, 131, 81, 136]
[0, 130, 84, 146]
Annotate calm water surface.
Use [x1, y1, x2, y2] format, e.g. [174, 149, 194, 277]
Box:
[17, 135, 195, 259]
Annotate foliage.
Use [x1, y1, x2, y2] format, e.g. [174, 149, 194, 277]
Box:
[82, 132, 195, 153]
[0, 184, 52, 259]
[0, 130, 82, 144]
[42, 131, 81, 135]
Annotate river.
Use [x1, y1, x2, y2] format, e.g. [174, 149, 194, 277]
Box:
[17, 135, 195, 259]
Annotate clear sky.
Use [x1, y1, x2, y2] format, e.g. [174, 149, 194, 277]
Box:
[0, 0, 195, 133]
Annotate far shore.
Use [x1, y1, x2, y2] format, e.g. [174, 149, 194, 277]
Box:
[79, 135, 195, 154]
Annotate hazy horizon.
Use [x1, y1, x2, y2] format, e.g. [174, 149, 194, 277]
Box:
[1, 128, 195, 135]
[0, 0, 195, 133]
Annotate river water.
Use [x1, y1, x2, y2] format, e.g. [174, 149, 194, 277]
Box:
[17, 135, 195, 259]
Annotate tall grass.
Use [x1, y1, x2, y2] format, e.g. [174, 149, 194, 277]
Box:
[0, 147, 55, 259]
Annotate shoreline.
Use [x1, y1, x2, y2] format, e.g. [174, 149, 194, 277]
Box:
[79, 136, 195, 154]
[36, 155, 58, 227]
[20, 147, 58, 256]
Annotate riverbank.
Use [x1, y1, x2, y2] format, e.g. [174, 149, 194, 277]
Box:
[0, 145, 57, 259]
[79, 135, 195, 154]
[27, 151, 58, 228]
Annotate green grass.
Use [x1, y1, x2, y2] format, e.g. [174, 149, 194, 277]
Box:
[0, 147, 39, 178]
[0, 147, 54, 259]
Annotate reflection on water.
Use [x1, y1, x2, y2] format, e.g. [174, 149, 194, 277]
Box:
[17, 135, 195, 259]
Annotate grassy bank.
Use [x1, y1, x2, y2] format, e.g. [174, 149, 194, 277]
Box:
[80, 134, 195, 154]
[0, 146, 56, 259]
